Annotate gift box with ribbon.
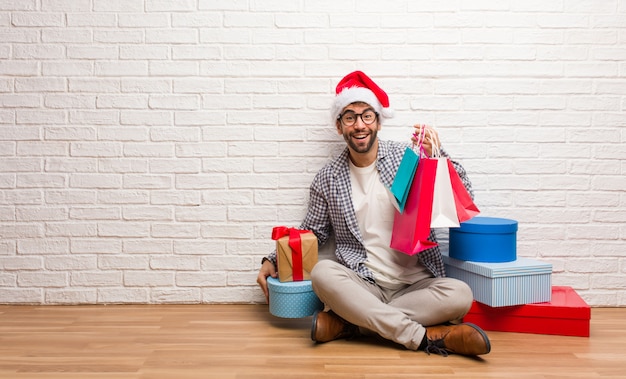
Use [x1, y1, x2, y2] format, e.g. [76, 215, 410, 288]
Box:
[272, 226, 318, 282]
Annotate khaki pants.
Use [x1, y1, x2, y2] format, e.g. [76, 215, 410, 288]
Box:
[311, 259, 473, 350]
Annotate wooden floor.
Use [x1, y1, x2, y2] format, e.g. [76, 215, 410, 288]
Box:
[0, 305, 624, 379]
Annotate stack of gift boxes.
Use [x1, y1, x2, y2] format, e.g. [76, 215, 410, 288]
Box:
[443, 217, 591, 337]
[266, 227, 323, 319]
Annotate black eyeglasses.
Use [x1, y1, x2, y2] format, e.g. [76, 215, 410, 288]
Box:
[337, 109, 379, 127]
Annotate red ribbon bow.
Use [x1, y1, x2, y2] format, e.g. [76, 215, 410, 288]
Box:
[272, 226, 310, 281]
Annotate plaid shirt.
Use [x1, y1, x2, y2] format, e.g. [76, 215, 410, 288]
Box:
[268, 139, 474, 283]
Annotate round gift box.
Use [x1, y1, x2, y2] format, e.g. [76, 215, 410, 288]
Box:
[267, 277, 324, 318]
[449, 217, 518, 263]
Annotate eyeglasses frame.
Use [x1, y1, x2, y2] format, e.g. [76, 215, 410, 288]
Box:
[337, 109, 379, 127]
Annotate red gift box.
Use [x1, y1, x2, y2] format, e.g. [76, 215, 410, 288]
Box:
[463, 286, 590, 337]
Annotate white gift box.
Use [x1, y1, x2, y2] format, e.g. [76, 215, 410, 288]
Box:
[443, 255, 552, 307]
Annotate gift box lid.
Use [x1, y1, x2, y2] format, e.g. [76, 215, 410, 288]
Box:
[469, 286, 590, 320]
[452, 216, 518, 234]
[267, 276, 315, 294]
[514, 286, 590, 319]
[443, 255, 552, 278]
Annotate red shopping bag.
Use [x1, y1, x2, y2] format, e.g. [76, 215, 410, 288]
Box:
[390, 157, 438, 255]
[447, 160, 480, 223]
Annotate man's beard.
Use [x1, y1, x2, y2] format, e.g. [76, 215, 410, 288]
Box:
[343, 127, 378, 154]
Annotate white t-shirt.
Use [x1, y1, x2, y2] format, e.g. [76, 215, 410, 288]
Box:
[349, 160, 430, 290]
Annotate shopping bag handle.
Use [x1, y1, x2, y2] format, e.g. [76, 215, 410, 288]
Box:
[412, 125, 441, 158]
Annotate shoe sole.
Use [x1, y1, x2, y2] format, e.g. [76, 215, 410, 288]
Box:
[464, 322, 492, 354]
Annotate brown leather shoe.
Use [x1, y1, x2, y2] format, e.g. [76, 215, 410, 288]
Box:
[311, 310, 358, 343]
[425, 323, 491, 356]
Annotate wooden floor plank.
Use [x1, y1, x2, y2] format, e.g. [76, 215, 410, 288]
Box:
[0, 305, 624, 378]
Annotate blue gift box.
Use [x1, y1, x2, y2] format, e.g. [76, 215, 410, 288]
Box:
[267, 277, 324, 318]
[449, 217, 518, 263]
[443, 255, 552, 307]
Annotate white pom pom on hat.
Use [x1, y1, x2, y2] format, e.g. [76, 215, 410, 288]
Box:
[331, 71, 395, 123]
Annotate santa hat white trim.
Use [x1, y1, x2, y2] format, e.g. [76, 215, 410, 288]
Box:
[332, 87, 378, 119]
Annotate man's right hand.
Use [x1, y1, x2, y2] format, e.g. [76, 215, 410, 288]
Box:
[256, 259, 277, 303]
[411, 124, 440, 157]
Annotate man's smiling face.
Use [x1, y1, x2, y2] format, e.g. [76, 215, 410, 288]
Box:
[336, 102, 380, 157]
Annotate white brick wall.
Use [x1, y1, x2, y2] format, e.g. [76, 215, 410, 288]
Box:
[0, 0, 624, 306]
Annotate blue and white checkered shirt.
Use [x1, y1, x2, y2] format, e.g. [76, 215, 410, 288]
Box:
[268, 139, 474, 283]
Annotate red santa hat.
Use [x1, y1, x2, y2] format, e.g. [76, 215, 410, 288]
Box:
[331, 71, 394, 123]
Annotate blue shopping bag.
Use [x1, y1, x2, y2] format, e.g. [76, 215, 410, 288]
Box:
[389, 147, 419, 213]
